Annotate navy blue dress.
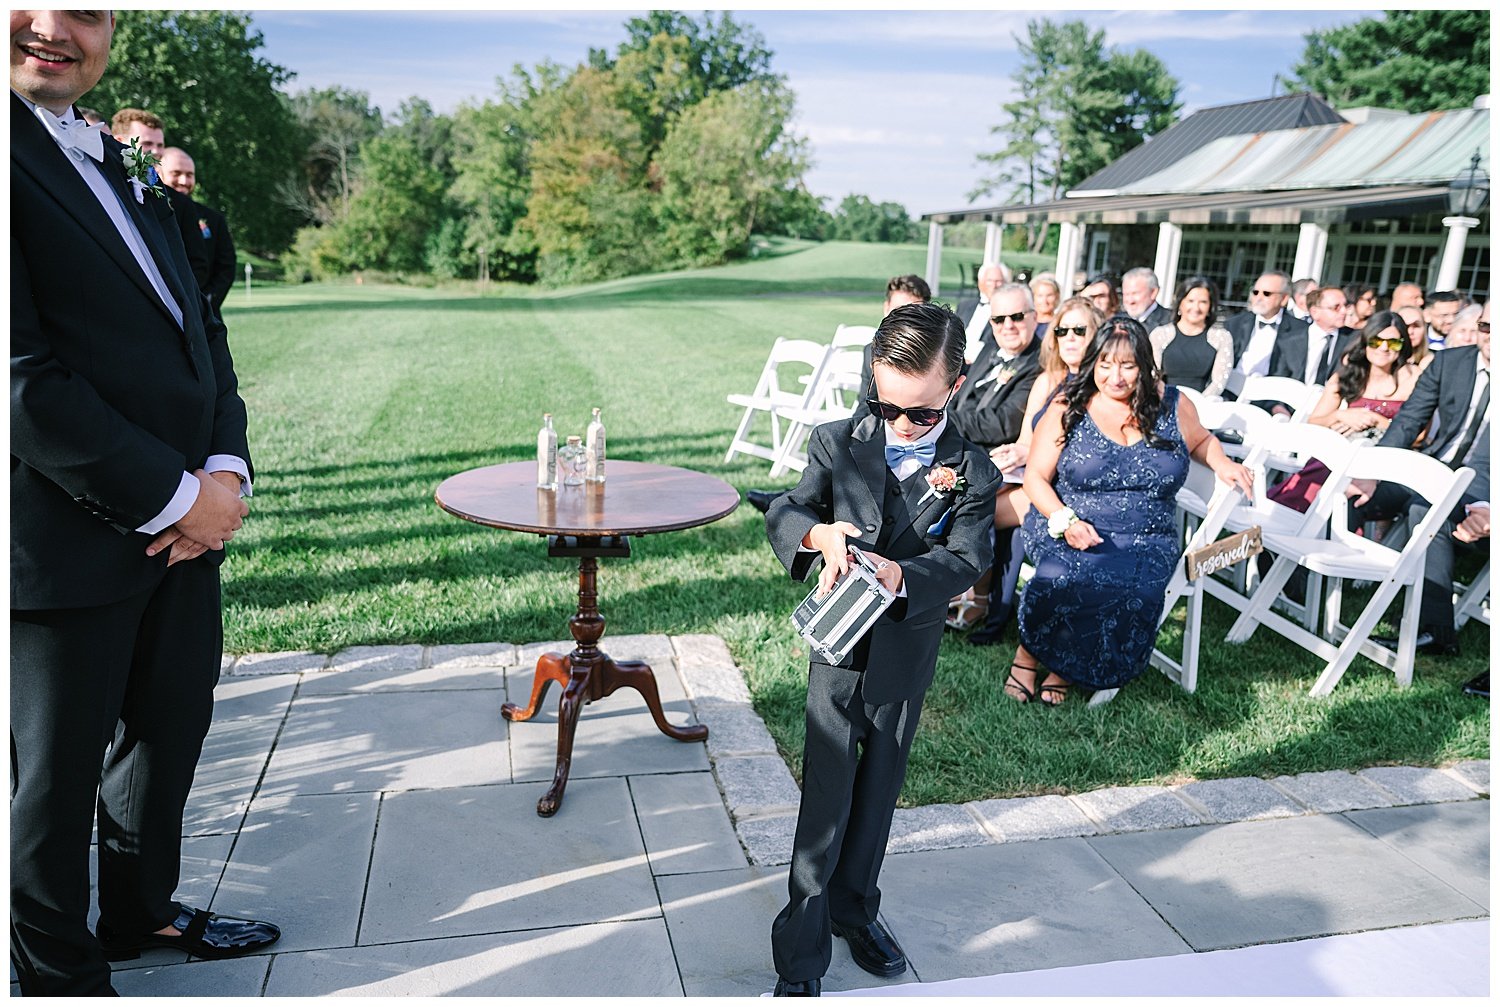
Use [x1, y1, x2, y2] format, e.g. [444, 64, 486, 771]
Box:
[1019, 386, 1189, 689]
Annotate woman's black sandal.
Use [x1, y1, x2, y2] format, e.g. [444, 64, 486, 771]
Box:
[1038, 675, 1071, 707]
[1005, 661, 1039, 704]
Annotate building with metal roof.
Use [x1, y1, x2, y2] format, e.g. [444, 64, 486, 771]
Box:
[922, 94, 1490, 307]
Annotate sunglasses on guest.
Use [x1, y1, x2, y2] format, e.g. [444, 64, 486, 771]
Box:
[1480, 321, 1491, 334]
[1366, 335, 1404, 352]
[990, 311, 1030, 325]
[865, 387, 955, 427]
[1250, 288, 1284, 297]
[1052, 325, 1090, 337]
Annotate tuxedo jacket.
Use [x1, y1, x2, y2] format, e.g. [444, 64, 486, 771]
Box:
[1223, 309, 1309, 371]
[948, 335, 1042, 448]
[1139, 303, 1174, 333]
[10, 93, 252, 609]
[170, 192, 237, 312]
[766, 415, 1001, 704]
[1269, 323, 1348, 387]
[1378, 344, 1489, 500]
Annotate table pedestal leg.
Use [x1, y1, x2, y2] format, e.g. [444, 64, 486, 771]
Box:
[503, 550, 709, 818]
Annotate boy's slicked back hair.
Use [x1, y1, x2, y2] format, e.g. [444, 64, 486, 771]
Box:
[871, 302, 966, 384]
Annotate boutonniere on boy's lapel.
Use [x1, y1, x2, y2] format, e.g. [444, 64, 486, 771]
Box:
[919, 464, 967, 536]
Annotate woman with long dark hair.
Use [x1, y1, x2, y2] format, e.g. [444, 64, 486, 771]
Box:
[1148, 276, 1234, 397]
[1006, 317, 1253, 705]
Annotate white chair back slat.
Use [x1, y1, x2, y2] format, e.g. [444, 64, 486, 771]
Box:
[832, 324, 877, 348]
[724, 338, 834, 464]
[1238, 374, 1322, 423]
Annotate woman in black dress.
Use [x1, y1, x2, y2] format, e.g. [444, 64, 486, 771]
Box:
[1148, 276, 1234, 397]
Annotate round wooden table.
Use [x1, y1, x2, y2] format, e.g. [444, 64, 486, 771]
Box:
[435, 461, 741, 816]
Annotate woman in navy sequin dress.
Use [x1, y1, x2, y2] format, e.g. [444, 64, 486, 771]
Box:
[1009, 317, 1254, 705]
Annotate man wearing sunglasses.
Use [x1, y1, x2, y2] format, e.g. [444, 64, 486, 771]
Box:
[947, 282, 1043, 450]
[1270, 284, 1348, 387]
[1224, 271, 1308, 384]
[764, 302, 1001, 996]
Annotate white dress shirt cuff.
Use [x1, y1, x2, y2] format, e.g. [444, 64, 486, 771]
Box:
[205, 454, 253, 497]
[137, 471, 200, 534]
[1466, 501, 1489, 514]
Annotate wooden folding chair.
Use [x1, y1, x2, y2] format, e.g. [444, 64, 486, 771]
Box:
[724, 338, 829, 465]
[1224, 448, 1475, 696]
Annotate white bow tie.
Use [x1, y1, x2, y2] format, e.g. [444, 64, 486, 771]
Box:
[34, 106, 107, 163]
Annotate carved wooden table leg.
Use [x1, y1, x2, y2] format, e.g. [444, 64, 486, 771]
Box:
[501, 652, 572, 723]
[598, 658, 708, 742]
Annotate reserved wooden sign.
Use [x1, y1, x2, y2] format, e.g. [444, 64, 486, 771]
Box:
[1186, 527, 1264, 581]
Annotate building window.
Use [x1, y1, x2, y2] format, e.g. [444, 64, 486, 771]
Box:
[1384, 244, 1438, 292]
[1460, 245, 1490, 299]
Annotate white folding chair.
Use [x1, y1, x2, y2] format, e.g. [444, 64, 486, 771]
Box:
[1455, 562, 1490, 629]
[1237, 374, 1322, 424]
[831, 324, 877, 348]
[724, 338, 829, 465]
[768, 348, 866, 477]
[1225, 448, 1475, 696]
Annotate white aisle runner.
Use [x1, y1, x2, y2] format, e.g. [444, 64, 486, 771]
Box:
[835, 920, 1489, 997]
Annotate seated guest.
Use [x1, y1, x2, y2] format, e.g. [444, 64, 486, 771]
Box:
[1347, 301, 1490, 658]
[1122, 266, 1174, 332]
[1290, 277, 1319, 321]
[1080, 274, 1120, 317]
[1389, 281, 1424, 314]
[1030, 272, 1061, 337]
[1267, 312, 1422, 513]
[1010, 318, 1253, 704]
[948, 282, 1044, 451]
[959, 297, 1101, 641]
[1393, 304, 1434, 373]
[958, 262, 1011, 363]
[1272, 285, 1350, 387]
[1424, 289, 1465, 348]
[1149, 276, 1234, 397]
[1224, 270, 1308, 383]
[1344, 283, 1378, 329]
[1445, 303, 1484, 349]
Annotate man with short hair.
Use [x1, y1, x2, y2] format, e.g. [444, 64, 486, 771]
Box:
[160, 145, 237, 311]
[1272, 285, 1347, 387]
[1122, 266, 1173, 331]
[11, 10, 279, 994]
[948, 282, 1043, 450]
[1290, 277, 1319, 321]
[1425, 290, 1466, 348]
[1389, 281, 1425, 313]
[109, 105, 164, 153]
[111, 108, 209, 292]
[1224, 271, 1308, 382]
[958, 262, 1011, 362]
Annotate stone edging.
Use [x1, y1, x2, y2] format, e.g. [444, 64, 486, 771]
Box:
[222, 635, 1490, 870]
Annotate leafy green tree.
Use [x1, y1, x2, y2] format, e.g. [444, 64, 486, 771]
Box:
[338, 130, 449, 274]
[653, 81, 808, 266]
[971, 18, 1179, 246]
[1280, 10, 1490, 113]
[826, 195, 921, 244]
[284, 86, 383, 226]
[759, 185, 832, 241]
[86, 10, 301, 252]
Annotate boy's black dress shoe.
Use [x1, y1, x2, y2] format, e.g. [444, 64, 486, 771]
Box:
[1370, 632, 1459, 657]
[1462, 672, 1489, 698]
[773, 978, 821, 996]
[832, 920, 907, 977]
[97, 904, 281, 960]
[747, 489, 783, 514]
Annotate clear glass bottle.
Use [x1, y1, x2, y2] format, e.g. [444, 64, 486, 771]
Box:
[558, 435, 587, 486]
[585, 407, 606, 483]
[536, 413, 557, 490]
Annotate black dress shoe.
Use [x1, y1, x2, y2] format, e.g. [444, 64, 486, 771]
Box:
[773, 978, 821, 996]
[832, 920, 907, 977]
[1370, 632, 1459, 657]
[746, 489, 783, 514]
[1462, 672, 1489, 698]
[97, 905, 281, 960]
[965, 624, 1006, 646]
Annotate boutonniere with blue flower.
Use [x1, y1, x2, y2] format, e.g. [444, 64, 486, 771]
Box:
[120, 137, 166, 203]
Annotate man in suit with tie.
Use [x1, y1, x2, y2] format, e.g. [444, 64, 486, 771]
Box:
[11, 10, 279, 995]
[765, 302, 1000, 995]
[1270, 284, 1349, 387]
[1122, 266, 1173, 332]
[1223, 271, 1310, 384]
[160, 146, 239, 312]
[1348, 301, 1490, 660]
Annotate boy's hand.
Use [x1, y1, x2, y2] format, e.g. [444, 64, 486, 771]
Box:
[805, 521, 862, 596]
[858, 549, 903, 594]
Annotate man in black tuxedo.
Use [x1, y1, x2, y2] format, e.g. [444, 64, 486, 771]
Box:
[1223, 270, 1309, 384]
[160, 146, 238, 312]
[766, 303, 1001, 995]
[110, 106, 210, 293]
[1122, 266, 1173, 332]
[955, 262, 1010, 364]
[11, 10, 279, 995]
[1349, 301, 1490, 659]
[1271, 284, 1349, 387]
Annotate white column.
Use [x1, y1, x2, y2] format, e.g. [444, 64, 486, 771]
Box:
[1292, 222, 1329, 281]
[1154, 222, 1183, 305]
[1055, 221, 1086, 298]
[983, 221, 1004, 271]
[925, 220, 944, 299]
[1435, 216, 1480, 292]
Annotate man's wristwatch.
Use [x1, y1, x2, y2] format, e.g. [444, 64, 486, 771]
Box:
[1047, 506, 1079, 539]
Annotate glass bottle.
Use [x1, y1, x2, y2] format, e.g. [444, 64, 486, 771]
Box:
[585, 407, 606, 483]
[558, 435, 587, 486]
[536, 413, 557, 490]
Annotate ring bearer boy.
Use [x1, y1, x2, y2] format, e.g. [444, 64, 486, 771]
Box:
[765, 302, 1002, 995]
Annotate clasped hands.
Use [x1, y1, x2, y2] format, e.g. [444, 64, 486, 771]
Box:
[988, 442, 1026, 473]
[804, 521, 903, 597]
[1327, 407, 1384, 436]
[145, 469, 248, 566]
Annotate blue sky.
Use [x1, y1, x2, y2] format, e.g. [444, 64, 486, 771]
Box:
[249, 7, 1376, 215]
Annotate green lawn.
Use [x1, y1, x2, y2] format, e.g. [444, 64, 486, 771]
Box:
[218, 239, 1488, 804]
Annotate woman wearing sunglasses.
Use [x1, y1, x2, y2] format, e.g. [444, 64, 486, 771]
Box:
[946, 298, 1102, 632]
[1267, 311, 1422, 513]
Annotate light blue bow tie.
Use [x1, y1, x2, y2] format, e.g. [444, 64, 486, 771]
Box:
[885, 441, 936, 469]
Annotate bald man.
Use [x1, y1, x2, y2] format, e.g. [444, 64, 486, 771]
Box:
[958, 262, 1012, 362]
[160, 146, 237, 311]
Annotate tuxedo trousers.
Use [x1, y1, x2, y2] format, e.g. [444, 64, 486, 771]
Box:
[771, 663, 924, 982]
[10, 560, 222, 996]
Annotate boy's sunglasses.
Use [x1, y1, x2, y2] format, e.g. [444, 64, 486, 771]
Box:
[1366, 335, 1404, 352]
[1052, 325, 1090, 337]
[866, 387, 955, 427]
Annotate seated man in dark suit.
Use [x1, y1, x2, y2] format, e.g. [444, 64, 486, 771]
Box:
[1223, 270, 1309, 386]
[1270, 284, 1350, 388]
[160, 146, 238, 312]
[1122, 266, 1173, 332]
[1347, 300, 1490, 665]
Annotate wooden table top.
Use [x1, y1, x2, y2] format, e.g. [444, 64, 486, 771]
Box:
[435, 460, 741, 537]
